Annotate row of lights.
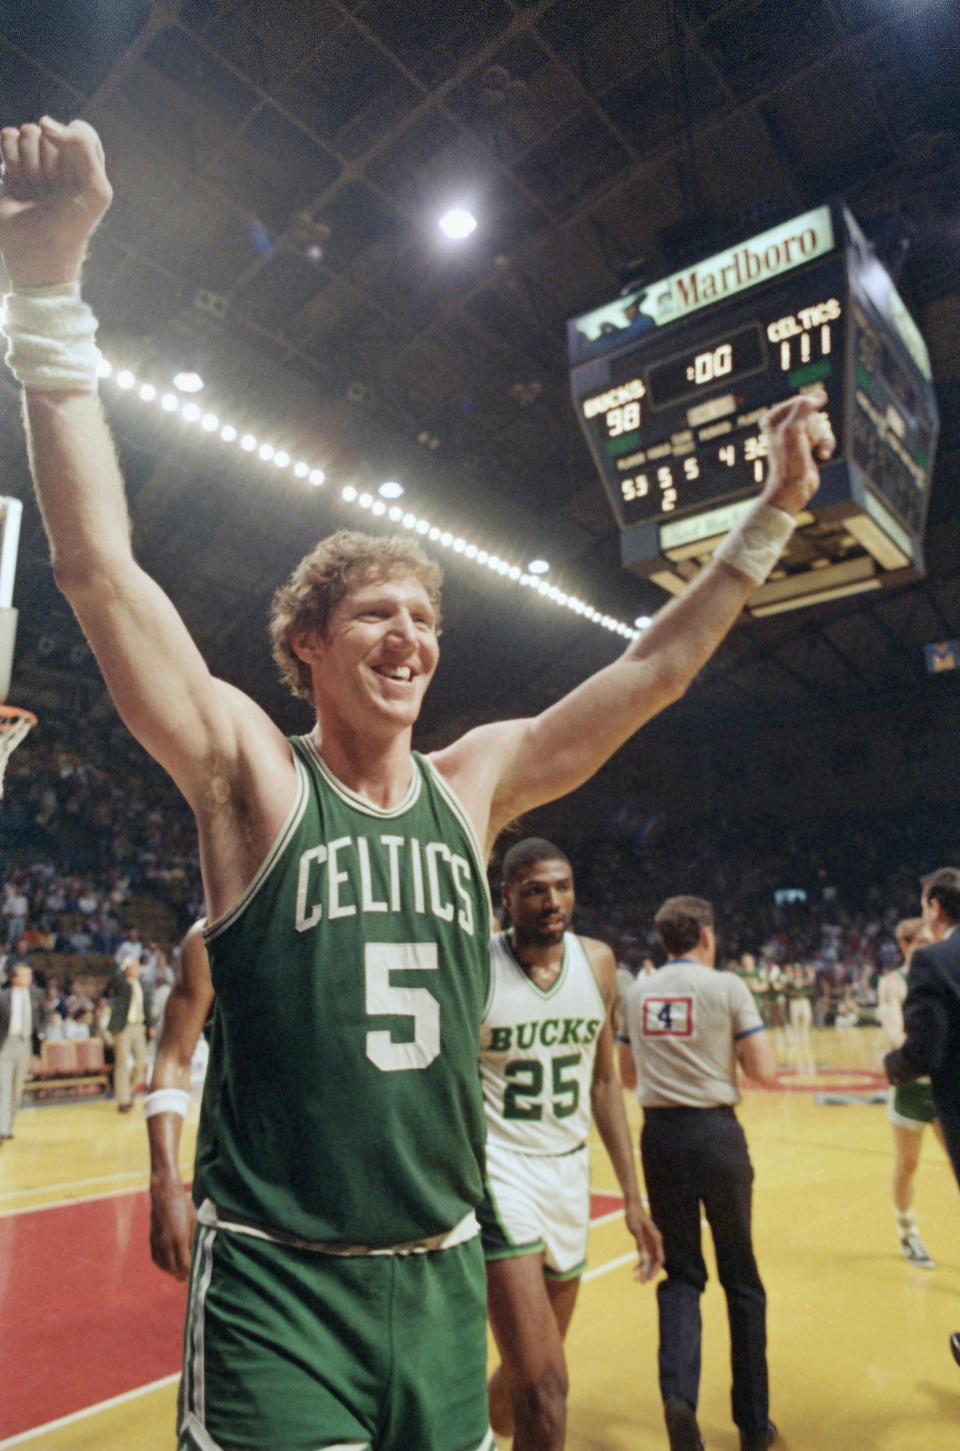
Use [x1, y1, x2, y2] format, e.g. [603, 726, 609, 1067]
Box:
[100, 358, 647, 641]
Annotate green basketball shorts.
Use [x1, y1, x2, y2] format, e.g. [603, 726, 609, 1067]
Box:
[888, 1079, 937, 1129]
[178, 1219, 494, 1451]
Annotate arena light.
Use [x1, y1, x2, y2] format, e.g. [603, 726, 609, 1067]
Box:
[438, 207, 477, 240]
[99, 356, 639, 642]
[173, 370, 204, 393]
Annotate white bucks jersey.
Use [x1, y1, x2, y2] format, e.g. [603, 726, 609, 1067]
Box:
[480, 932, 606, 1154]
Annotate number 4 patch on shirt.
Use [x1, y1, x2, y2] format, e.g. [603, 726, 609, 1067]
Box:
[642, 996, 693, 1037]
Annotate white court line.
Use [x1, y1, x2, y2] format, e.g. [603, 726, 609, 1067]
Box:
[0, 1168, 147, 1202]
[583, 1250, 637, 1282]
[0, 1181, 151, 1218]
[590, 1208, 625, 1229]
[0, 1373, 180, 1448]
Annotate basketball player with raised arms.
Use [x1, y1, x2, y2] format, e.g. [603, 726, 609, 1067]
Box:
[0, 116, 834, 1451]
[481, 837, 663, 1451]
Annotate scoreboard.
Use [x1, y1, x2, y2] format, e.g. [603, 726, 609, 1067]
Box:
[568, 203, 939, 608]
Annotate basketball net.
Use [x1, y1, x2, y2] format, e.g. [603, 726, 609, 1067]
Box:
[0, 704, 37, 799]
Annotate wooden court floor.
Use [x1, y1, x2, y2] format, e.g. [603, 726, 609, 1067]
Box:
[1, 1026, 958, 1450]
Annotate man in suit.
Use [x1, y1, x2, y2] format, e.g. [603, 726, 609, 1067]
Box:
[0, 962, 44, 1140]
[104, 955, 152, 1113]
[884, 867, 960, 1361]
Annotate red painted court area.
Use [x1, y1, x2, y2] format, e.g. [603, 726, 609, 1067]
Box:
[1, 1192, 187, 1440]
[3, 1188, 623, 1441]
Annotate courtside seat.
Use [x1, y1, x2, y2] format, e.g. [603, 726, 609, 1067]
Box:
[39, 1041, 78, 1075]
[25, 1037, 110, 1099]
[74, 1038, 106, 1073]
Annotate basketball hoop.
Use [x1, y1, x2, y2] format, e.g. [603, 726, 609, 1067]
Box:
[0, 704, 37, 799]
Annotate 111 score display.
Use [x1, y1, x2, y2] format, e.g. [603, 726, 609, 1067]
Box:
[583, 296, 842, 520]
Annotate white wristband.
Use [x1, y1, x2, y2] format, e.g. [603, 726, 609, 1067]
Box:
[713, 500, 795, 586]
[143, 1088, 190, 1119]
[2, 282, 102, 392]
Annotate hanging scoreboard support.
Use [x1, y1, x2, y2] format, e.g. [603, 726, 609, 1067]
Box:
[568, 203, 939, 615]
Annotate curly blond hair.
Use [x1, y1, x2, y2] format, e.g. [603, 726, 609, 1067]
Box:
[269, 529, 443, 702]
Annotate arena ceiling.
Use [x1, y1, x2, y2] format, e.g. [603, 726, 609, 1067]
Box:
[1, 0, 959, 749]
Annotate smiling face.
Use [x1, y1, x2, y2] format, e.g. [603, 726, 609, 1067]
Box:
[503, 858, 575, 950]
[296, 568, 440, 740]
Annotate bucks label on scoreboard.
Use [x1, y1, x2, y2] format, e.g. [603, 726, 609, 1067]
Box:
[568, 203, 939, 611]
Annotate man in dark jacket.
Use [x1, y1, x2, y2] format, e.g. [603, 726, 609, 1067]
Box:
[884, 866, 960, 1363]
[104, 955, 152, 1113]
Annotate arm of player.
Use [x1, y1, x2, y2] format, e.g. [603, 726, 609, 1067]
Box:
[876, 971, 905, 1050]
[147, 923, 215, 1282]
[617, 1035, 638, 1092]
[0, 119, 295, 824]
[884, 952, 948, 1085]
[586, 941, 663, 1282]
[735, 1028, 777, 1087]
[434, 391, 835, 845]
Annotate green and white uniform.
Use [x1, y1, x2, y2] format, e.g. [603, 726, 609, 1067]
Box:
[181, 740, 494, 1451]
[478, 931, 605, 1278]
[888, 967, 937, 1131]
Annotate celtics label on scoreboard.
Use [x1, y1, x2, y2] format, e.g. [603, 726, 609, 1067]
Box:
[568, 203, 939, 613]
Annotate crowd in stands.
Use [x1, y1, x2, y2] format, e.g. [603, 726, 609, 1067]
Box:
[3, 699, 958, 1035]
[562, 804, 959, 1027]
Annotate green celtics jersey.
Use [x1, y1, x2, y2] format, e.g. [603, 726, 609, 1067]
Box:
[195, 739, 491, 1247]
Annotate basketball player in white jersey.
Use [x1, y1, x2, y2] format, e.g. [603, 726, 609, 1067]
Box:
[480, 838, 663, 1451]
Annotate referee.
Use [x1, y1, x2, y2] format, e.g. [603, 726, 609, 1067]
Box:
[618, 895, 778, 1451]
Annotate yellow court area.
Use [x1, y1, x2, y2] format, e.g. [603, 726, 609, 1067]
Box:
[2, 1026, 958, 1451]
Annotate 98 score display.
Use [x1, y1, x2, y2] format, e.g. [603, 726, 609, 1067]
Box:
[571, 252, 848, 529]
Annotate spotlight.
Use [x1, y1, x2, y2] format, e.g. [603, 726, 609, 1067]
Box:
[438, 208, 477, 240]
[173, 371, 204, 393]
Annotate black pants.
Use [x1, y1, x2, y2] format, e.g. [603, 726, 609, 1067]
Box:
[641, 1105, 768, 1437]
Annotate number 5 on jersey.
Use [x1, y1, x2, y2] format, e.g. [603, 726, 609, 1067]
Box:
[365, 942, 440, 1071]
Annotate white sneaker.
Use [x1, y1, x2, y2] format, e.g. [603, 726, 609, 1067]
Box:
[901, 1232, 935, 1268]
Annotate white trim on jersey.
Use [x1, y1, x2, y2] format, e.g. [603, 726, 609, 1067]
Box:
[481, 931, 606, 1154]
[203, 752, 310, 942]
[196, 1199, 480, 1256]
[421, 754, 494, 947]
[301, 734, 423, 817]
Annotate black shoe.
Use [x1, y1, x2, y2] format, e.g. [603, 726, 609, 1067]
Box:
[950, 1333, 960, 1367]
[664, 1396, 705, 1451]
[740, 1420, 778, 1451]
[118, 1103, 133, 1114]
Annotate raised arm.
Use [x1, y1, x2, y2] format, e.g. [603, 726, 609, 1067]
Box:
[434, 391, 834, 848]
[0, 119, 294, 846]
[585, 939, 663, 1281]
[146, 921, 215, 1281]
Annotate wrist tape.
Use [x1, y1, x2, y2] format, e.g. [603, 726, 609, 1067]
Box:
[713, 500, 794, 586]
[2, 282, 102, 392]
[143, 1088, 190, 1119]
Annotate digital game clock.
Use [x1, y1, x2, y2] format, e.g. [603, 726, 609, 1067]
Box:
[568, 203, 939, 604]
